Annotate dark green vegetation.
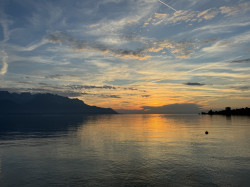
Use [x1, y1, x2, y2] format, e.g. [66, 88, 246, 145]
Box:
[0, 91, 117, 114]
[202, 107, 250, 116]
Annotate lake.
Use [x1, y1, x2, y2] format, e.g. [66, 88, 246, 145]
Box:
[0, 114, 250, 186]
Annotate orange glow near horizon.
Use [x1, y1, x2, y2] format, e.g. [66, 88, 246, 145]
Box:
[1, 0, 250, 113]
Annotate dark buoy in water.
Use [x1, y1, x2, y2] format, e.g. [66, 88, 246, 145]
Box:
[205, 131, 208, 135]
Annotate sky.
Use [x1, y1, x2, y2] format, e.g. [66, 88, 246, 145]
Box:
[0, 0, 250, 113]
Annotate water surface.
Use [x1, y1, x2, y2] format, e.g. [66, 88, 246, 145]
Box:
[0, 114, 250, 186]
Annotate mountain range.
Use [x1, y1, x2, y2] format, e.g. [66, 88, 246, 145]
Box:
[0, 91, 117, 114]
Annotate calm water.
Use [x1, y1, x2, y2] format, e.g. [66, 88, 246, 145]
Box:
[0, 114, 250, 186]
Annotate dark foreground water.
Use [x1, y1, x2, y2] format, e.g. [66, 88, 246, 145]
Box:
[0, 114, 250, 186]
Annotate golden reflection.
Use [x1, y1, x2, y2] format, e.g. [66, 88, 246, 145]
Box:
[76, 114, 250, 164]
[77, 115, 202, 155]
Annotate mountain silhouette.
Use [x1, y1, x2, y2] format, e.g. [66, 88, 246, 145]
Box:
[0, 91, 117, 114]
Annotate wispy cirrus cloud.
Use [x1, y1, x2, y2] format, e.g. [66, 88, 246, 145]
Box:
[145, 10, 197, 26]
[87, 17, 141, 37]
[84, 0, 158, 43]
[191, 21, 250, 36]
[197, 8, 218, 20]
[0, 12, 12, 43]
[0, 11, 11, 76]
[0, 51, 8, 75]
[46, 31, 201, 59]
[144, 1, 250, 26]
[46, 32, 149, 60]
[202, 31, 250, 55]
[1, 0, 250, 110]
[147, 40, 200, 59]
[220, 2, 250, 17]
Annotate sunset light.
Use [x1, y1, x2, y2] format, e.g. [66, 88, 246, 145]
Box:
[1, 0, 250, 113]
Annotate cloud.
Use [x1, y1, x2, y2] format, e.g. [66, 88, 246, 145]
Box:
[146, 11, 196, 26]
[141, 95, 150, 97]
[197, 8, 218, 20]
[20, 40, 48, 51]
[231, 86, 250, 91]
[46, 32, 149, 60]
[0, 12, 12, 43]
[123, 87, 138, 91]
[0, 59, 8, 75]
[158, 0, 177, 12]
[26, 0, 64, 29]
[86, 0, 158, 36]
[0, 84, 124, 99]
[231, 58, 250, 63]
[168, 10, 197, 23]
[105, 79, 138, 85]
[45, 74, 79, 79]
[192, 21, 250, 35]
[117, 103, 202, 114]
[46, 30, 201, 59]
[170, 41, 199, 58]
[145, 2, 250, 27]
[0, 51, 8, 75]
[0, 87, 86, 97]
[184, 82, 205, 86]
[142, 103, 202, 114]
[0, 12, 10, 76]
[69, 84, 143, 92]
[70, 85, 116, 90]
[6, 78, 143, 99]
[99, 94, 121, 98]
[45, 74, 65, 79]
[87, 17, 141, 36]
[146, 9, 217, 26]
[202, 38, 218, 44]
[220, 2, 250, 17]
[147, 40, 199, 59]
[202, 31, 250, 54]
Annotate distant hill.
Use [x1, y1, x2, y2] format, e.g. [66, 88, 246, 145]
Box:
[0, 91, 117, 114]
